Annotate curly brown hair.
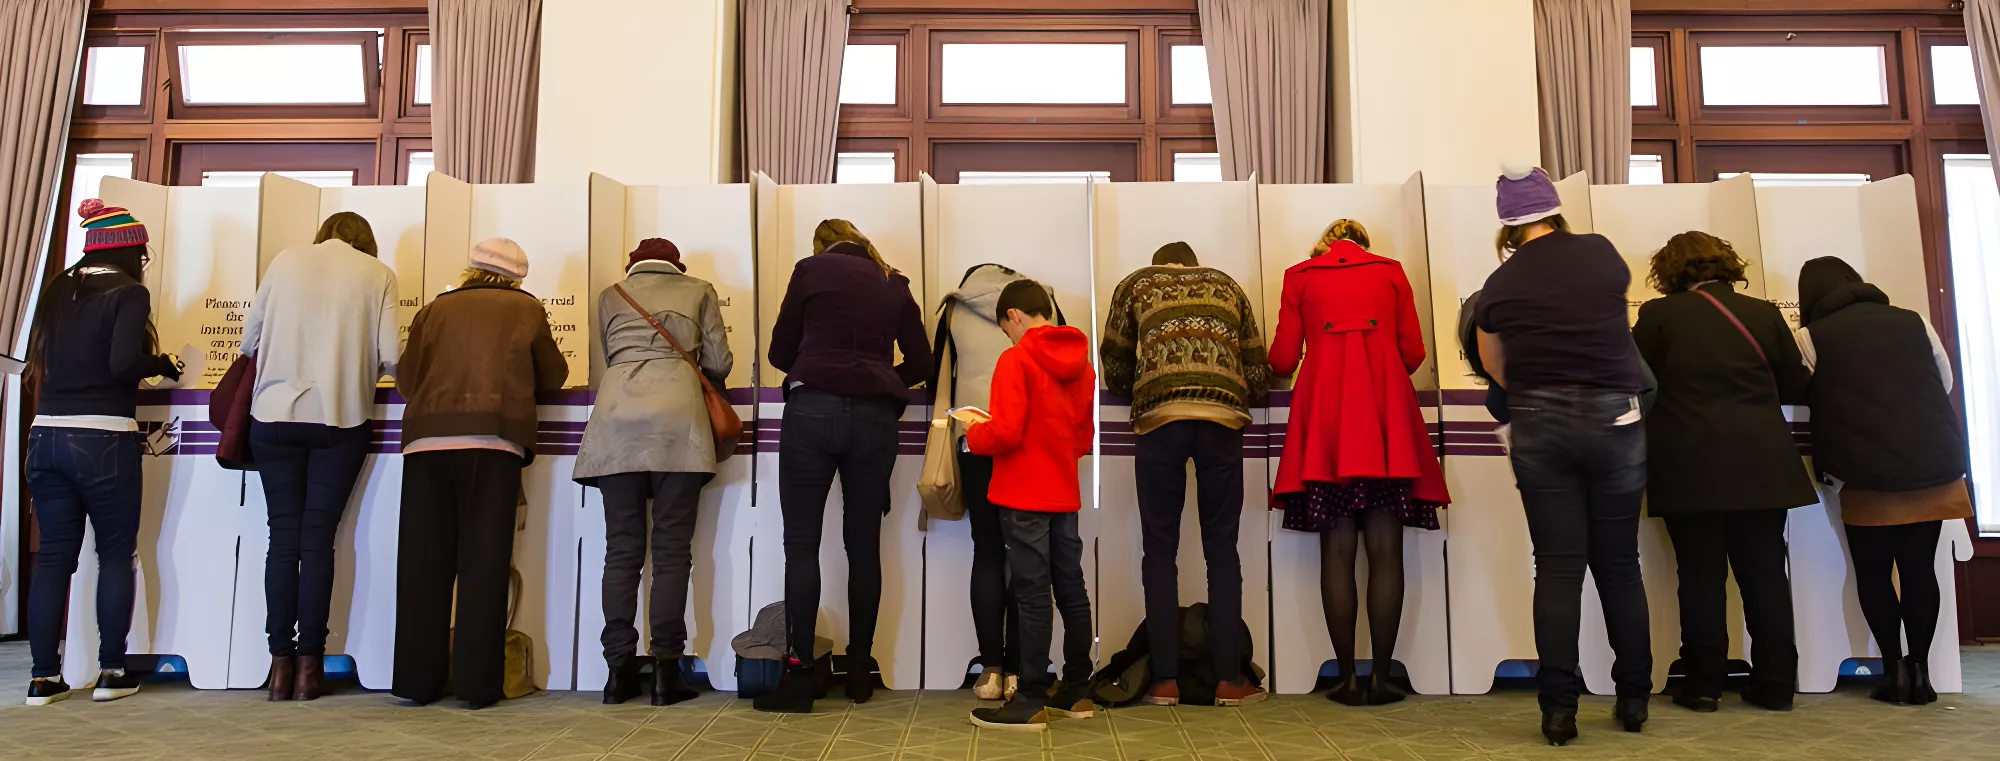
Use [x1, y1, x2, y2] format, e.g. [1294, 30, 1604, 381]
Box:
[1647, 230, 1748, 294]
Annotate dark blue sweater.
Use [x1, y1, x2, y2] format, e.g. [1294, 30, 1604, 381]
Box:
[767, 245, 932, 401]
[33, 279, 177, 419]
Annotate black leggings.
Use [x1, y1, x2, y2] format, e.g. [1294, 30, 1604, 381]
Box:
[960, 449, 1021, 672]
[1320, 507, 1404, 678]
[777, 390, 901, 662]
[1846, 520, 1944, 662]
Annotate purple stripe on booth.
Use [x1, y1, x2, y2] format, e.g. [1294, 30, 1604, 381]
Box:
[1442, 420, 1501, 433]
[1443, 444, 1509, 457]
[1438, 389, 1490, 406]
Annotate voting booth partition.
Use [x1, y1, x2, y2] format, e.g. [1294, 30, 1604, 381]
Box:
[1259, 175, 1451, 696]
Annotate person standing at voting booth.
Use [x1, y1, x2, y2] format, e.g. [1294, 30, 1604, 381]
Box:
[1635, 231, 1816, 715]
[1268, 220, 1449, 707]
[238, 212, 400, 702]
[574, 238, 734, 707]
[1473, 168, 1652, 745]
[755, 220, 932, 714]
[392, 238, 569, 709]
[20, 200, 183, 706]
[1794, 256, 1969, 706]
[1101, 241, 1271, 707]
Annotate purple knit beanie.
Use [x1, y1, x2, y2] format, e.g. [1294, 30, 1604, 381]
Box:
[1496, 166, 1563, 226]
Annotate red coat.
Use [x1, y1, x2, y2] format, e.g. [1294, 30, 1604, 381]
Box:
[967, 324, 1097, 513]
[1269, 241, 1449, 507]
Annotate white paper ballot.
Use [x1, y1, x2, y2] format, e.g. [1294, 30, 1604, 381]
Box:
[948, 405, 991, 424]
[148, 343, 202, 389]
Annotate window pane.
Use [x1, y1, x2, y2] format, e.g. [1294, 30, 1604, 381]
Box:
[959, 171, 1110, 185]
[200, 170, 356, 188]
[1174, 152, 1222, 183]
[65, 153, 135, 267]
[835, 152, 897, 184]
[1171, 45, 1211, 105]
[1944, 153, 2000, 532]
[407, 151, 434, 185]
[839, 44, 897, 105]
[179, 44, 368, 104]
[941, 44, 1125, 104]
[1631, 47, 1658, 108]
[83, 47, 146, 106]
[414, 43, 433, 105]
[1932, 44, 1978, 106]
[1716, 171, 1872, 187]
[1699, 46, 1888, 106]
[1630, 154, 1665, 185]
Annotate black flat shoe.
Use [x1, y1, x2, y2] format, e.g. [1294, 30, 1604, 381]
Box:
[1326, 675, 1368, 707]
[603, 660, 644, 705]
[1673, 694, 1719, 713]
[652, 657, 699, 707]
[1541, 710, 1578, 746]
[1742, 684, 1794, 712]
[1907, 658, 1938, 706]
[844, 655, 877, 704]
[1364, 675, 1406, 706]
[753, 663, 819, 714]
[1615, 695, 1649, 732]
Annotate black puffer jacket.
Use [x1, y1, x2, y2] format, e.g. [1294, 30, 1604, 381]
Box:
[1802, 280, 1965, 491]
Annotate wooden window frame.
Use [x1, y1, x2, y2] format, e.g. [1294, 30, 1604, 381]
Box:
[1688, 30, 1907, 124]
[169, 141, 380, 187]
[164, 29, 383, 120]
[1690, 142, 1908, 183]
[400, 31, 431, 120]
[835, 137, 911, 183]
[1156, 29, 1211, 123]
[1631, 138, 1680, 183]
[76, 32, 159, 123]
[1920, 31, 1979, 126]
[393, 136, 432, 185]
[927, 29, 1143, 124]
[1632, 32, 1674, 124]
[1159, 136, 1217, 181]
[840, 30, 913, 122]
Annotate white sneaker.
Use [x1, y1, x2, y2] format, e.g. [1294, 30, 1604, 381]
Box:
[973, 670, 1006, 701]
[91, 670, 141, 702]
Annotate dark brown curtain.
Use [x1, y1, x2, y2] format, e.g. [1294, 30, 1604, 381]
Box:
[1534, 0, 1632, 183]
[0, 0, 86, 350]
[1196, 0, 1327, 184]
[742, 0, 848, 185]
[430, 0, 543, 184]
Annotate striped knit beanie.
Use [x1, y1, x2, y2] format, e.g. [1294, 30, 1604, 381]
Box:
[78, 198, 148, 253]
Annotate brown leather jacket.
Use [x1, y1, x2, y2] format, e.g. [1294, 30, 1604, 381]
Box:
[397, 283, 569, 461]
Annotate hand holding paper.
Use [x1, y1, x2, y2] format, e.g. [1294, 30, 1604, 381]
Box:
[948, 405, 991, 424]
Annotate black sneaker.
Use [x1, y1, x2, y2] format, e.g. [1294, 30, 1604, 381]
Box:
[25, 678, 71, 706]
[970, 693, 1050, 731]
[1046, 680, 1094, 719]
[92, 670, 141, 702]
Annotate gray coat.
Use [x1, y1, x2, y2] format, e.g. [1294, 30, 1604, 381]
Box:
[574, 262, 734, 481]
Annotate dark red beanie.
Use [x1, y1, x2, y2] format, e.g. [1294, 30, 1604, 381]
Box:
[629, 238, 683, 271]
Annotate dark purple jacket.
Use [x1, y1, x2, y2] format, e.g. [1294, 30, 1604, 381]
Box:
[768, 242, 932, 401]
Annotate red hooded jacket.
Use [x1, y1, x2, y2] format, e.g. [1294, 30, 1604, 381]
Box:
[966, 324, 1096, 513]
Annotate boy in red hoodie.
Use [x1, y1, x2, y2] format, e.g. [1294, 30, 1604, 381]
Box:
[963, 279, 1097, 731]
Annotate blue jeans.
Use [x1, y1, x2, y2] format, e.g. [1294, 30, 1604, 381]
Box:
[251, 419, 373, 656]
[1000, 508, 1093, 693]
[26, 427, 144, 678]
[1506, 387, 1652, 710]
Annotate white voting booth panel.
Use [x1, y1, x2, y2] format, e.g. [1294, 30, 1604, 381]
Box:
[1092, 180, 1272, 678]
[569, 175, 758, 691]
[423, 174, 591, 691]
[1258, 177, 1450, 696]
[1580, 175, 1763, 694]
[61, 178, 254, 688]
[752, 176, 927, 689]
[920, 178, 1098, 688]
[229, 179, 427, 689]
[1756, 176, 1969, 695]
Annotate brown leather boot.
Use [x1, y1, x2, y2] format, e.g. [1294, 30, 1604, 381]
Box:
[267, 656, 295, 702]
[293, 655, 324, 701]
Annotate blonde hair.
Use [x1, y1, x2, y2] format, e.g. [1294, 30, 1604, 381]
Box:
[1311, 219, 1370, 257]
[812, 218, 896, 277]
[1495, 214, 1570, 260]
[459, 268, 522, 289]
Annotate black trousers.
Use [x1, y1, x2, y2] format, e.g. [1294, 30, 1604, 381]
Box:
[1663, 510, 1797, 700]
[392, 449, 523, 705]
[1508, 388, 1653, 711]
[596, 471, 707, 664]
[960, 448, 1022, 672]
[1133, 420, 1244, 682]
[778, 389, 901, 661]
[1847, 520, 1944, 662]
[1001, 507, 1094, 693]
[250, 419, 372, 656]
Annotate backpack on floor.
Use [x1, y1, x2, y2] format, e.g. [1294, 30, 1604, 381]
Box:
[1086, 602, 1263, 707]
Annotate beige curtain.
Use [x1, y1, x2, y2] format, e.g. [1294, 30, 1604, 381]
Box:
[1534, 0, 1632, 184]
[1969, 0, 2000, 182]
[742, 0, 848, 185]
[430, 0, 543, 184]
[0, 0, 86, 350]
[1197, 0, 1326, 184]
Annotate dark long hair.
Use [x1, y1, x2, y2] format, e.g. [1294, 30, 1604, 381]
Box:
[24, 244, 157, 396]
[1647, 230, 1748, 294]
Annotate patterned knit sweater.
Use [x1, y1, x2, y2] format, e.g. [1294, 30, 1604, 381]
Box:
[1100, 265, 1270, 424]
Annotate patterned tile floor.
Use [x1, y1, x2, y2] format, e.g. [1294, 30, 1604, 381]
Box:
[2, 642, 1997, 760]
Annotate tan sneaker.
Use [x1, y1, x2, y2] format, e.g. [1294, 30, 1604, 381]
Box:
[973, 669, 1006, 701]
[1216, 679, 1267, 706]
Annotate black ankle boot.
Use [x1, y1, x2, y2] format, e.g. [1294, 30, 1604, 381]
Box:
[1615, 695, 1648, 732]
[844, 655, 877, 704]
[1741, 683, 1794, 712]
[1907, 658, 1937, 705]
[652, 657, 700, 706]
[753, 662, 819, 713]
[1541, 710, 1578, 746]
[1871, 657, 1910, 705]
[1673, 693, 1719, 713]
[1326, 674, 1367, 707]
[604, 659, 644, 705]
